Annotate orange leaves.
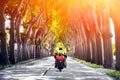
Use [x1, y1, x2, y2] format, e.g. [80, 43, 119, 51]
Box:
[6, 0, 18, 12]
[45, 0, 69, 42]
[6, 0, 114, 44]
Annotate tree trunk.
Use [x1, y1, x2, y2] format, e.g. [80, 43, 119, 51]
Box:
[9, 17, 15, 64]
[50, 43, 55, 56]
[0, 40, 2, 64]
[0, 6, 9, 65]
[26, 43, 30, 59]
[83, 24, 92, 62]
[103, 35, 113, 68]
[39, 45, 42, 58]
[78, 42, 82, 59]
[114, 22, 120, 70]
[91, 33, 97, 64]
[74, 45, 79, 58]
[35, 45, 41, 59]
[22, 42, 27, 60]
[29, 44, 34, 59]
[16, 43, 22, 62]
[102, 17, 113, 68]
[86, 38, 92, 62]
[110, 0, 120, 70]
[96, 34, 103, 65]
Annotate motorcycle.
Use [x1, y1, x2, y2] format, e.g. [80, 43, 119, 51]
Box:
[55, 54, 65, 71]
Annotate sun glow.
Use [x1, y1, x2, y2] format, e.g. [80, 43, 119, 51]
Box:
[20, 26, 24, 33]
[110, 18, 115, 43]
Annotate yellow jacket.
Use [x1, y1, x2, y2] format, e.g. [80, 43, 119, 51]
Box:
[54, 47, 66, 55]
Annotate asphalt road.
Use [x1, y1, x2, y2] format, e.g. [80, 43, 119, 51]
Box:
[0, 57, 116, 80]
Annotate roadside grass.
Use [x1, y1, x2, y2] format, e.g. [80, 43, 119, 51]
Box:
[73, 57, 120, 79]
[73, 57, 103, 68]
[80, 60, 103, 68]
[107, 71, 120, 79]
[0, 65, 12, 69]
[0, 59, 34, 70]
[0, 56, 52, 70]
[16, 59, 34, 64]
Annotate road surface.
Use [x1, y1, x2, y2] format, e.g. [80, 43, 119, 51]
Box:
[0, 57, 115, 80]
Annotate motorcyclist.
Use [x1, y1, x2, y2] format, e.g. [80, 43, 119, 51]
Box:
[54, 47, 67, 68]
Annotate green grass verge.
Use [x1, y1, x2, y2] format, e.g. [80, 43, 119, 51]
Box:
[16, 59, 34, 64]
[107, 71, 120, 79]
[74, 58, 103, 68]
[0, 59, 34, 70]
[0, 65, 12, 69]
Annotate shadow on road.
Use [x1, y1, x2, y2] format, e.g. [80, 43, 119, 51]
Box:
[0, 57, 116, 80]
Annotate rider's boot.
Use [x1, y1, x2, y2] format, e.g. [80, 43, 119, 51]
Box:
[55, 61, 57, 68]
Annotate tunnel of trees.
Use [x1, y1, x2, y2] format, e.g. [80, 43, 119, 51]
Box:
[0, 0, 120, 71]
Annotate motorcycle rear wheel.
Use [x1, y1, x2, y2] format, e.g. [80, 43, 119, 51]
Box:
[59, 69, 62, 71]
